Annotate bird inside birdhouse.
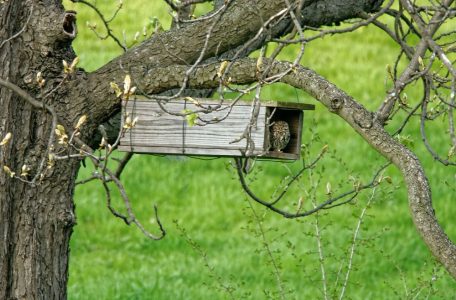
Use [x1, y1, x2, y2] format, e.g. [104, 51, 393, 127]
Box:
[269, 120, 290, 152]
[264, 105, 304, 158]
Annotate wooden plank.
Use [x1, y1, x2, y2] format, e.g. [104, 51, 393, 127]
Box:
[262, 101, 315, 111]
[264, 151, 299, 160]
[117, 145, 264, 156]
[127, 96, 315, 110]
[122, 101, 185, 147]
[121, 98, 267, 152]
[185, 103, 266, 149]
[117, 145, 298, 160]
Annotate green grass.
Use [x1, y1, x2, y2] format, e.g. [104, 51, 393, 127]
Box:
[64, 1, 456, 299]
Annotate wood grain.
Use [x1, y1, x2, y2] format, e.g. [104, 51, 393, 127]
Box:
[120, 98, 308, 160]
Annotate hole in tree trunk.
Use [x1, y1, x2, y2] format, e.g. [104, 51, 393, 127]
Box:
[63, 11, 77, 39]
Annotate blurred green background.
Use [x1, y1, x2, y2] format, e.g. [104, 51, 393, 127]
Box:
[63, 1, 456, 299]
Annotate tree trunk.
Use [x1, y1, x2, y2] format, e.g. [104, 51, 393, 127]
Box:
[0, 2, 78, 298]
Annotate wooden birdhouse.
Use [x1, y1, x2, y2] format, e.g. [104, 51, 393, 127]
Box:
[118, 97, 314, 160]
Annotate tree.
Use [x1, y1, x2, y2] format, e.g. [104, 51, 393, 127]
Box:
[0, 0, 455, 298]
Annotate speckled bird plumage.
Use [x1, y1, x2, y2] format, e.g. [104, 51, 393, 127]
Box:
[270, 120, 290, 152]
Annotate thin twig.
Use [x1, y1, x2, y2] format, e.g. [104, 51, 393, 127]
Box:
[0, 78, 57, 184]
[308, 165, 328, 300]
[339, 187, 377, 299]
[0, 5, 33, 49]
[234, 151, 389, 219]
[246, 199, 286, 300]
[71, 0, 127, 51]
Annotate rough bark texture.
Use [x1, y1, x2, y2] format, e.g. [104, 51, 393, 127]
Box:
[0, 2, 78, 299]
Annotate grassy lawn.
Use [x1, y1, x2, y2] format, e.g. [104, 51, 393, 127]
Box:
[64, 1, 456, 299]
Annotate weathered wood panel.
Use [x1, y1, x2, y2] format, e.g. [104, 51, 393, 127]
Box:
[117, 144, 299, 160]
[120, 99, 267, 156]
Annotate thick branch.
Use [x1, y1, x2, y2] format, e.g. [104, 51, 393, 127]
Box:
[257, 61, 456, 279]
[120, 57, 456, 278]
[69, 0, 384, 127]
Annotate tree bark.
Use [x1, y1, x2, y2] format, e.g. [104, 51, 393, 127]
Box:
[0, 2, 78, 298]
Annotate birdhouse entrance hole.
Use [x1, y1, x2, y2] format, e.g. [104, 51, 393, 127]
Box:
[266, 107, 303, 157]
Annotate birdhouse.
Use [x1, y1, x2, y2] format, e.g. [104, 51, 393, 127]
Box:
[118, 97, 314, 160]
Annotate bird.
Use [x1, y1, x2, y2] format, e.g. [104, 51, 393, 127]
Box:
[270, 120, 290, 152]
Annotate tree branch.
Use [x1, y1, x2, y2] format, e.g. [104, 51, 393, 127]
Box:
[104, 57, 456, 278]
[68, 0, 384, 129]
[0, 78, 57, 184]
